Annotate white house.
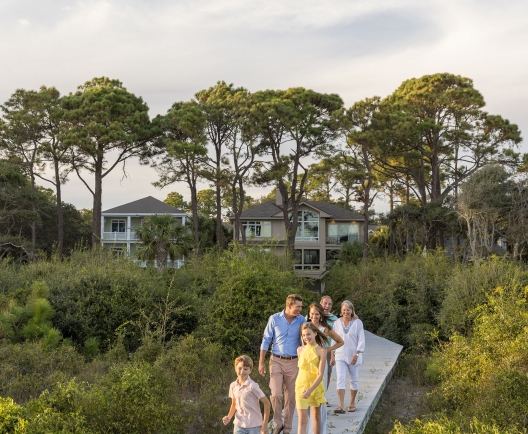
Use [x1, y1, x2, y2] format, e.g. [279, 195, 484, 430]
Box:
[101, 196, 188, 266]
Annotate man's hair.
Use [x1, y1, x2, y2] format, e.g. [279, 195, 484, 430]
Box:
[320, 295, 332, 303]
[286, 294, 303, 307]
[234, 355, 254, 369]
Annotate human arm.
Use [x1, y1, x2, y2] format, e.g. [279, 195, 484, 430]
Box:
[259, 316, 275, 376]
[258, 350, 268, 376]
[259, 396, 270, 434]
[351, 320, 365, 365]
[325, 327, 344, 352]
[222, 397, 236, 425]
[301, 347, 327, 399]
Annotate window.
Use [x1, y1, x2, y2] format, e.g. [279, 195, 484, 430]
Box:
[293, 249, 321, 270]
[242, 221, 271, 238]
[327, 223, 359, 244]
[111, 219, 126, 233]
[289, 210, 319, 241]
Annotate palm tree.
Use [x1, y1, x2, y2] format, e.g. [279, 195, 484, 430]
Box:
[135, 214, 192, 270]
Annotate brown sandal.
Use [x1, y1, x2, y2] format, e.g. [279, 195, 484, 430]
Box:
[334, 408, 345, 414]
[347, 406, 356, 412]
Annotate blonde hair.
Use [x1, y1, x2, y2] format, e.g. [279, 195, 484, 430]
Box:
[234, 355, 254, 369]
[286, 294, 303, 308]
[300, 322, 327, 347]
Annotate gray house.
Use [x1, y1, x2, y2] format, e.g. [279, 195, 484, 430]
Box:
[233, 192, 365, 291]
[101, 196, 188, 266]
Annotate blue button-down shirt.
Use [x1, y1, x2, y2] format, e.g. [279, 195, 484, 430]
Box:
[261, 310, 306, 357]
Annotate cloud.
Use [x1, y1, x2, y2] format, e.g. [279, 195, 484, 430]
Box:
[0, 0, 526, 212]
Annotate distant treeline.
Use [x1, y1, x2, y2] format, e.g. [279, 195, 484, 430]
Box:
[1, 73, 525, 261]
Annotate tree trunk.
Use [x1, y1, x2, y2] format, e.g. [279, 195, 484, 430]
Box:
[92, 160, 103, 247]
[279, 183, 297, 255]
[54, 157, 64, 258]
[215, 183, 224, 249]
[29, 170, 37, 256]
[237, 177, 247, 244]
[190, 185, 201, 257]
[232, 185, 240, 242]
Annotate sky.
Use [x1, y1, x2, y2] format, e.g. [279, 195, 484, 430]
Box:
[1, 0, 527, 212]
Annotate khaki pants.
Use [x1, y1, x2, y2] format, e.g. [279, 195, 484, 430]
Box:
[269, 355, 298, 433]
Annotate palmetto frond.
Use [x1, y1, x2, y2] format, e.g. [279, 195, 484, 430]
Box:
[135, 214, 192, 270]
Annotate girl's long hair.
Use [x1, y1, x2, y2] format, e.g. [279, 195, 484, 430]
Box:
[300, 322, 327, 347]
[307, 302, 332, 330]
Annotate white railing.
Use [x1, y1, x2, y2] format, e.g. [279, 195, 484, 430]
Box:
[135, 259, 184, 269]
[102, 231, 139, 241]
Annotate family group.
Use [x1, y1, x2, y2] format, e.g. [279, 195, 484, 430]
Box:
[223, 294, 366, 434]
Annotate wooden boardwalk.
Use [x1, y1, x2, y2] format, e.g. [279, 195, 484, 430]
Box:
[281, 331, 403, 434]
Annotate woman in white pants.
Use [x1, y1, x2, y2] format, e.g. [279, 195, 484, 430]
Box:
[330, 300, 365, 414]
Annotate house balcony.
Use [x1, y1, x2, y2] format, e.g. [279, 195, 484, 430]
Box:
[325, 234, 359, 244]
[102, 231, 139, 241]
[294, 264, 321, 271]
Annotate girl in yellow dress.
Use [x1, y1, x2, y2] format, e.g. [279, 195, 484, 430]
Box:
[296, 322, 327, 434]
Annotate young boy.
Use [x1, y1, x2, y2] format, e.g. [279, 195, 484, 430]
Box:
[223, 355, 270, 434]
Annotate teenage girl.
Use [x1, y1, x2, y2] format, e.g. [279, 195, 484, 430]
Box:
[307, 302, 344, 433]
[295, 322, 327, 434]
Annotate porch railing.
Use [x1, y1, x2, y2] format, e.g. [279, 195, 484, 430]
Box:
[325, 234, 359, 244]
[102, 231, 139, 241]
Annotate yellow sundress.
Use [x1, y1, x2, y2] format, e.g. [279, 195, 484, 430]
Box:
[295, 344, 326, 409]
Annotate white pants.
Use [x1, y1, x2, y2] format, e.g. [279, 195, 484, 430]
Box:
[335, 360, 359, 390]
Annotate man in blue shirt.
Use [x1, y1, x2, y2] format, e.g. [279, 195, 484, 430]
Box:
[259, 294, 306, 434]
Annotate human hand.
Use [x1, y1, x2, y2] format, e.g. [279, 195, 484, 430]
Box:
[222, 416, 230, 425]
[330, 355, 336, 366]
[301, 389, 311, 399]
[351, 354, 358, 365]
[258, 362, 266, 376]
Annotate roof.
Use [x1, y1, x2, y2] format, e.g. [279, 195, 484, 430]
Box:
[102, 196, 186, 214]
[238, 200, 364, 221]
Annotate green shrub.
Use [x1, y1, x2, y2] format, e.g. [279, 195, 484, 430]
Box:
[82, 363, 187, 434]
[0, 281, 58, 344]
[439, 258, 528, 336]
[0, 341, 84, 403]
[428, 280, 528, 430]
[197, 246, 311, 354]
[392, 414, 526, 433]
[22, 381, 92, 434]
[155, 335, 233, 434]
[0, 397, 27, 434]
[324, 251, 451, 348]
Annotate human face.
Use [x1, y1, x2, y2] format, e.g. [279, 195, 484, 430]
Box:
[286, 300, 303, 317]
[321, 297, 333, 314]
[235, 362, 251, 383]
[341, 304, 353, 319]
[301, 327, 317, 346]
[309, 307, 321, 325]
